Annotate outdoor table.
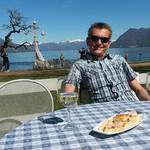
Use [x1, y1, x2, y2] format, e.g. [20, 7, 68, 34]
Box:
[0, 101, 150, 150]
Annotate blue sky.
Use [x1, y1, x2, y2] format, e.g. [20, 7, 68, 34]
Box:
[0, 0, 150, 43]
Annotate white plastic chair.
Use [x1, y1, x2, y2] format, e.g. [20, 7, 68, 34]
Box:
[0, 79, 54, 138]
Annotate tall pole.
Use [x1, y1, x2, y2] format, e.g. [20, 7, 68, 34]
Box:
[32, 21, 38, 66]
[32, 21, 37, 46]
[32, 21, 45, 64]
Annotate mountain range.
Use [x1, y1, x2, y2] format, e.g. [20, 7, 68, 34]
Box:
[38, 40, 86, 51]
[0, 27, 150, 51]
[111, 27, 150, 48]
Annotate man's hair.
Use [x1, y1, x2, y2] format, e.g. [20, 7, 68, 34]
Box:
[88, 22, 112, 38]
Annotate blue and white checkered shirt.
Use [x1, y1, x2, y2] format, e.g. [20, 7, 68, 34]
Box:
[66, 54, 139, 102]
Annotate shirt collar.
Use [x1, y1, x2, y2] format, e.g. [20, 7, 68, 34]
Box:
[104, 53, 112, 60]
[79, 48, 112, 62]
[88, 53, 112, 62]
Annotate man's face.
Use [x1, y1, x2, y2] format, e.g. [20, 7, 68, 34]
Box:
[86, 28, 111, 58]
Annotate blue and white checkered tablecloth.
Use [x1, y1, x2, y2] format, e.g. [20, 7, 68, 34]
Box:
[0, 101, 150, 150]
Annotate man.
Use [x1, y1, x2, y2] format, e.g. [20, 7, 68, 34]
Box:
[65, 22, 150, 102]
[59, 52, 64, 67]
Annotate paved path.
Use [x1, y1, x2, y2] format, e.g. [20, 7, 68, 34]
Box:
[0, 77, 59, 91]
[138, 73, 148, 84]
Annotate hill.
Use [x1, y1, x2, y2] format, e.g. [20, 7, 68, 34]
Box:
[111, 28, 150, 48]
[39, 40, 87, 50]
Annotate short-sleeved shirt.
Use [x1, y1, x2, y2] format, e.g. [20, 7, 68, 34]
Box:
[65, 54, 139, 102]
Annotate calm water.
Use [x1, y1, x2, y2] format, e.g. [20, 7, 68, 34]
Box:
[4, 47, 150, 70]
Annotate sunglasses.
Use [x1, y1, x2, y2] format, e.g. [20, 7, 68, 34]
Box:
[90, 35, 110, 43]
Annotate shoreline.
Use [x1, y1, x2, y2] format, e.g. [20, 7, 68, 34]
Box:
[0, 61, 149, 77]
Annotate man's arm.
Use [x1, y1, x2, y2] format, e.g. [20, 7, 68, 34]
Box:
[129, 79, 150, 101]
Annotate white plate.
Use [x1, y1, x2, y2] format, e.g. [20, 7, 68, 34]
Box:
[93, 111, 145, 135]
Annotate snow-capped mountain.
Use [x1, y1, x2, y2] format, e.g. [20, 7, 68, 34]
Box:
[38, 40, 87, 50]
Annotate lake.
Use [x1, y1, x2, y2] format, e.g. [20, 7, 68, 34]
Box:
[4, 47, 150, 70]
